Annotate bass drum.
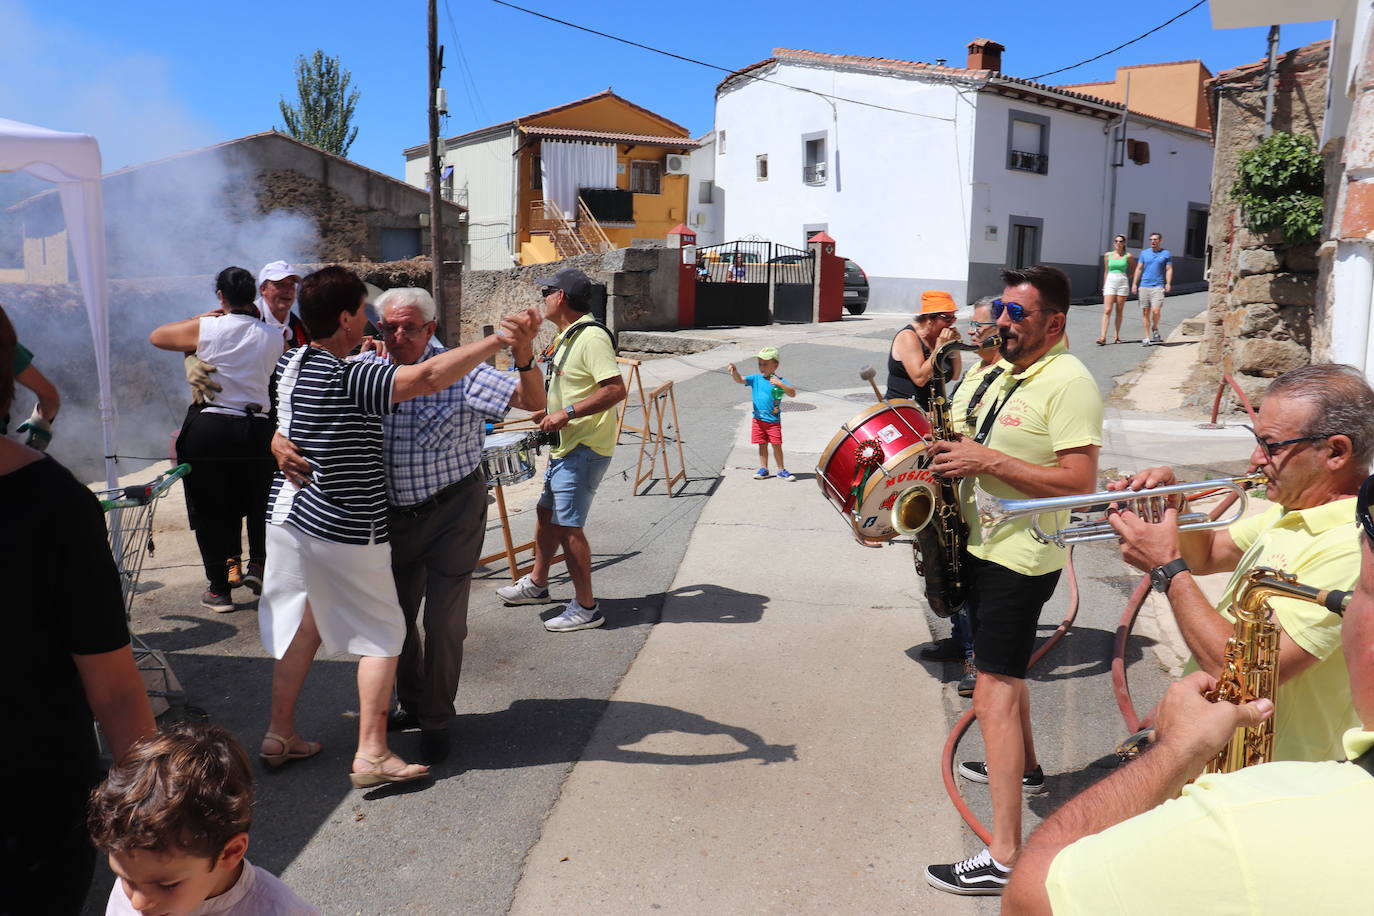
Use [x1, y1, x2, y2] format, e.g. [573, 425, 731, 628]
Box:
[815, 399, 937, 544]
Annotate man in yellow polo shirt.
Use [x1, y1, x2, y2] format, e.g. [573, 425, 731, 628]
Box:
[923, 266, 1103, 896]
[1106, 363, 1374, 763]
[1003, 490, 1374, 915]
[497, 268, 626, 632]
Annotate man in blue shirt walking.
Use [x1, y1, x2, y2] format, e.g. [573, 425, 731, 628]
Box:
[1131, 232, 1172, 346]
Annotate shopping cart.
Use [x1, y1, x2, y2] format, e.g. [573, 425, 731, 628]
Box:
[97, 463, 192, 710]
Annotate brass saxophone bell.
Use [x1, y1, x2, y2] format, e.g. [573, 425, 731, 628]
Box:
[891, 483, 937, 535]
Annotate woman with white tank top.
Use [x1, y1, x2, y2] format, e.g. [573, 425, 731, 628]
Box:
[150, 267, 283, 611]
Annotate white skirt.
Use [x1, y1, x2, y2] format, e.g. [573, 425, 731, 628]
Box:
[1102, 274, 1129, 296]
[259, 522, 405, 658]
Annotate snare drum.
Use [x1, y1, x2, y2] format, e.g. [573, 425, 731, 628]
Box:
[815, 400, 936, 543]
[481, 432, 536, 487]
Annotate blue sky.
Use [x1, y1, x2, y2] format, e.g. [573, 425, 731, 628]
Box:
[0, 0, 1333, 179]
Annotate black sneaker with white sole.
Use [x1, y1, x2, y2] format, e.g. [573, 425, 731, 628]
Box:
[957, 760, 1046, 793]
[924, 848, 1012, 896]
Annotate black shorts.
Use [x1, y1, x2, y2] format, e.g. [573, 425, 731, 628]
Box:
[964, 551, 1062, 679]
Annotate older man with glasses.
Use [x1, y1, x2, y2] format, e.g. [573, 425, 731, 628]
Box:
[1106, 363, 1374, 771]
[1002, 473, 1374, 915]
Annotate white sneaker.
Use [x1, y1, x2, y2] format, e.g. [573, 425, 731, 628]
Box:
[544, 599, 605, 632]
[496, 574, 551, 605]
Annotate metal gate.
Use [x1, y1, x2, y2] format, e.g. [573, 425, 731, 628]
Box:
[693, 240, 815, 327]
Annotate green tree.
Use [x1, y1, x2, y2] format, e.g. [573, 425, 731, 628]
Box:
[1232, 131, 1324, 246]
[279, 50, 360, 157]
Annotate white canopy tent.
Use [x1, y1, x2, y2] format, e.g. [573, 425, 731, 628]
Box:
[0, 117, 117, 488]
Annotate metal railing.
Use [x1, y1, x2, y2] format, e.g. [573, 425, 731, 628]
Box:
[576, 197, 614, 253]
[528, 199, 614, 260]
[803, 162, 827, 185]
[1008, 150, 1048, 174]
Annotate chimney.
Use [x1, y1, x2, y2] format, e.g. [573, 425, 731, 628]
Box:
[967, 38, 1004, 73]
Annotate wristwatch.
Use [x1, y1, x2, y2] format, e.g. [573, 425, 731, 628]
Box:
[565, 403, 578, 419]
[514, 359, 535, 372]
[1149, 558, 1189, 593]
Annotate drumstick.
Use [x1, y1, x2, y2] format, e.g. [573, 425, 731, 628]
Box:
[858, 366, 884, 403]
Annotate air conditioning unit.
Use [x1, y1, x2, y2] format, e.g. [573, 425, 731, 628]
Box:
[665, 154, 691, 175]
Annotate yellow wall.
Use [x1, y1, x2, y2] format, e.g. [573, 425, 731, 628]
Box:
[515, 95, 691, 257]
[1060, 61, 1212, 131]
[0, 269, 25, 283]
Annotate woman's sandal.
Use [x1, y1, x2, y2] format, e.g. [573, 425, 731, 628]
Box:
[260, 732, 322, 770]
[1095, 337, 1106, 346]
[1113, 336, 1122, 344]
[350, 751, 430, 788]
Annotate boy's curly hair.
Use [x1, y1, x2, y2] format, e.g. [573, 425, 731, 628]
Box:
[88, 722, 254, 860]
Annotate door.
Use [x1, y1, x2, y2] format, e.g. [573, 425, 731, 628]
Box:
[1007, 217, 1042, 269]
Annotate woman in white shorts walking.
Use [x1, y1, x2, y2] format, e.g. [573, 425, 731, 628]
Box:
[1097, 235, 1133, 345]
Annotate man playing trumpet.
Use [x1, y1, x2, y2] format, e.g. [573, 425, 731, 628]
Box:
[923, 267, 1103, 896]
[1106, 364, 1373, 763]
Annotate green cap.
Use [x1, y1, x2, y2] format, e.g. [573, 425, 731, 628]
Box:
[756, 346, 780, 361]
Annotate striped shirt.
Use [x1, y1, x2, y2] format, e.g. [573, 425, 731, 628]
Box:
[356, 346, 518, 507]
[268, 346, 399, 545]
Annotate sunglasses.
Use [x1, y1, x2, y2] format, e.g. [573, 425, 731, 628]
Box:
[1241, 425, 1333, 463]
[540, 286, 560, 298]
[990, 299, 1047, 322]
[1360, 474, 1374, 546]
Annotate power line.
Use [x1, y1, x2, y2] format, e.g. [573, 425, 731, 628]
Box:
[489, 0, 956, 123]
[1028, 0, 1207, 81]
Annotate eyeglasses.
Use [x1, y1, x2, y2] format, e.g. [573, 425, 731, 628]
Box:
[540, 286, 560, 298]
[990, 299, 1046, 322]
[378, 321, 433, 340]
[1241, 424, 1332, 462]
[1359, 474, 1374, 546]
[969, 319, 997, 330]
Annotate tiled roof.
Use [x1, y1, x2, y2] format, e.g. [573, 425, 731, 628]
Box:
[520, 125, 700, 148]
[717, 47, 1211, 136]
[403, 90, 691, 157]
[1213, 39, 1330, 83]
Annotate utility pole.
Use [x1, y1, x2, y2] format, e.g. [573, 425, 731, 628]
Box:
[1262, 25, 1280, 138]
[427, 0, 449, 341]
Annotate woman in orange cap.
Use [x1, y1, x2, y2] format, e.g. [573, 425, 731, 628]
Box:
[885, 290, 962, 410]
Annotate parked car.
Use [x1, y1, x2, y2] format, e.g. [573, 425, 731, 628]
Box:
[843, 259, 869, 315]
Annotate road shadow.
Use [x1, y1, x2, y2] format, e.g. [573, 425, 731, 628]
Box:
[456, 697, 798, 772]
[660, 582, 770, 624]
[1028, 624, 1156, 684]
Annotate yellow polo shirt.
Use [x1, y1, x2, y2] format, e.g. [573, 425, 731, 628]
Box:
[1183, 497, 1361, 762]
[957, 341, 1103, 577]
[948, 358, 1009, 438]
[546, 315, 621, 459]
[1045, 729, 1374, 914]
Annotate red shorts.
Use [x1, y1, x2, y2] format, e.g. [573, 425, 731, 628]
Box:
[751, 418, 782, 444]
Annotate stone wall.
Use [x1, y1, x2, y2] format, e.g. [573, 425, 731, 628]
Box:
[1200, 41, 1329, 405]
[456, 246, 681, 355]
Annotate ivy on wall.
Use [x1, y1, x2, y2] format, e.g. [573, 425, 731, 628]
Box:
[1232, 131, 1324, 246]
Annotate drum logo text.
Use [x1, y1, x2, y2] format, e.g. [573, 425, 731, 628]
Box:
[882, 468, 935, 489]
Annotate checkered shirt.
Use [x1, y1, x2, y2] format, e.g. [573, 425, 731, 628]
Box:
[359, 345, 517, 507]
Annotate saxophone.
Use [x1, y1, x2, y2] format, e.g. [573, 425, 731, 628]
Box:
[904, 335, 999, 618]
[1202, 567, 1353, 774]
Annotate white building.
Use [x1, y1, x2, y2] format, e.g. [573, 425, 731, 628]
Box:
[686, 131, 723, 245]
[713, 42, 1214, 311]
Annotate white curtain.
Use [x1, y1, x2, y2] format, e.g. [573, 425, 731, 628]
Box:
[540, 141, 615, 219]
[0, 117, 117, 487]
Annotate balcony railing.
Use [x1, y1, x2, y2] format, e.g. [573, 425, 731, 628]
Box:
[803, 162, 828, 185]
[1008, 150, 1048, 174]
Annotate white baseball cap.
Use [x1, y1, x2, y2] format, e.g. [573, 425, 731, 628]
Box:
[258, 260, 300, 284]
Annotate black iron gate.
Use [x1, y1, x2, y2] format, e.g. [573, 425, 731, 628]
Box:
[693, 240, 814, 327]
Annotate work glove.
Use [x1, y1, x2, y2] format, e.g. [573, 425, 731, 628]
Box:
[185, 354, 222, 404]
[15, 408, 52, 451]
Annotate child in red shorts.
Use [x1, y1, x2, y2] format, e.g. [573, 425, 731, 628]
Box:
[728, 346, 797, 480]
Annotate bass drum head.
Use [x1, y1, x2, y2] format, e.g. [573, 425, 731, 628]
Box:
[850, 443, 938, 541]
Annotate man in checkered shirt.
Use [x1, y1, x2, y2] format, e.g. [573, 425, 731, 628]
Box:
[283, 287, 544, 765]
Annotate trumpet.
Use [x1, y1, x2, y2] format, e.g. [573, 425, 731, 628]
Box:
[976, 472, 1269, 547]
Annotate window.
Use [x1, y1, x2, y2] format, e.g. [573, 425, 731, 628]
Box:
[630, 160, 662, 195]
[802, 133, 827, 185]
[718, 130, 726, 154]
[1186, 205, 1209, 259]
[1007, 111, 1050, 175]
[531, 152, 542, 191]
[756, 154, 768, 181]
[1126, 139, 1151, 165]
[1127, 213, 1146, 249]
[698, 180, 714, 204]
